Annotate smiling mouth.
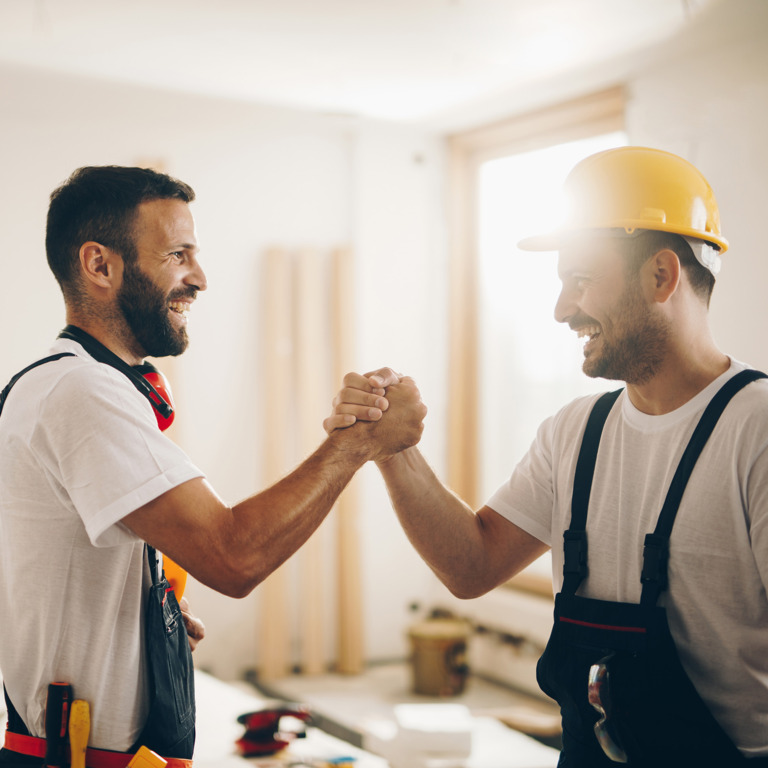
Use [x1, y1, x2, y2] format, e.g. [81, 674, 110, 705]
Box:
[168, 300, 191, 319]
[576, 324, 601, 352]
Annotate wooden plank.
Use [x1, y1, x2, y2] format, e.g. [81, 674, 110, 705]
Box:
[295, 248, 328, 675]
[257, 248, 293, 681]
[332, 246, 364, 674]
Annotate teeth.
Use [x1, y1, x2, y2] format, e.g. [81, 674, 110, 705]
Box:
[169, 301, 190, 316]
[576, 325, 600, 339]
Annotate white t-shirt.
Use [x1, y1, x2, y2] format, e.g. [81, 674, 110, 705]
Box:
[488, 359, 768, 757]
[0, 338, 203, 751]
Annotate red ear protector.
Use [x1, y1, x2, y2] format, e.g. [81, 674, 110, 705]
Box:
[133, 362, 175, 432]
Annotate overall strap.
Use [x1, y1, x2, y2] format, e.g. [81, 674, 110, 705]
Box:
[58, 325, 173, 420]
[0, 353, 76, 417]
[640, 368, 768, 606]
[146, 545, 163, 587]
[562, 388, 623, 596]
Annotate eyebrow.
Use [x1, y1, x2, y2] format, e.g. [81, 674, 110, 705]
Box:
[558, 266, 590, 280]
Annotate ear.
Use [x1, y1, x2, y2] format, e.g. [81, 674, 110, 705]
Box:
[78, 242, 123, 291]
[644, 248, 681, 304]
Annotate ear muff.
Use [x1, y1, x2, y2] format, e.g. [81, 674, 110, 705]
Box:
[133, 362, 176, 432]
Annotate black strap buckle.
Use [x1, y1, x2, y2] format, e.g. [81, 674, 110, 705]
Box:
[563, 530, 588, 581]
[641, 533, 668, 590]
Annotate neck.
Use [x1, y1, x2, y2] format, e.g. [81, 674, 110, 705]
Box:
[64, 310, 144, 367]
[626, 344, 730, 415]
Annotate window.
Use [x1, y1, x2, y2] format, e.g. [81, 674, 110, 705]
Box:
[477, 133, 626, 588]
[446, 88, 626, 594]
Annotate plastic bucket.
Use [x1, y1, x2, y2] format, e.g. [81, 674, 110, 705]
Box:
[408, 619, 471, 696]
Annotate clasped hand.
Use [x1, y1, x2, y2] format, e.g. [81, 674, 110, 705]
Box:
[324, 367, 427, 461]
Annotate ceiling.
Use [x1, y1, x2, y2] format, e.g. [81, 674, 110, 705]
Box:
[0, 0, 724, 130]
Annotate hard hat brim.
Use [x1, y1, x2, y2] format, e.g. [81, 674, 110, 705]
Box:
[517, 227, 728, 254]
[517, 233, 560, 252]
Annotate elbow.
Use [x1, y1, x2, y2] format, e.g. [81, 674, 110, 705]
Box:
[199, 549, 265, 599]
[446, 582, 488, 601]
[217, 579, 255, 600]
[438, 571, 490, 601]
[215, 561, 269, 599]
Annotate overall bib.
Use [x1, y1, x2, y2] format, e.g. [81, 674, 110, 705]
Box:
[536, 370, 768, 767]
[0, 333, 196, 764]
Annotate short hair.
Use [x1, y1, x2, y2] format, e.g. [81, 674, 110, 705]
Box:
[621, 230, 716, 306]
[46, 166, 195, 296]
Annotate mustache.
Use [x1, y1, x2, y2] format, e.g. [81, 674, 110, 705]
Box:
[568, 313, 599, 332]
[168, 288, 197, 302]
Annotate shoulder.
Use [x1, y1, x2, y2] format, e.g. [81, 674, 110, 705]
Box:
[717, 364, 768, 427]
[7, 344, 152, 428]
[719, 373, 768, 462]
[543, 389, 623, 445]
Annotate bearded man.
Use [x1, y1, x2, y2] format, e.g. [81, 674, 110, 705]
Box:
[0, 166, 426, 767]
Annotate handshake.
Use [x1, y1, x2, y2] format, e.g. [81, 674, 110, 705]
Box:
[323, 367, 428, 463]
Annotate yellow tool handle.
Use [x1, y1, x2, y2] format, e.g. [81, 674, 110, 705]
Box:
[126, 746, 168, 767]
[68, 699, 90, 768]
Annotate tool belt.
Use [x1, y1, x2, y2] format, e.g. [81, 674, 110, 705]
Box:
[2, 732, 193, 768]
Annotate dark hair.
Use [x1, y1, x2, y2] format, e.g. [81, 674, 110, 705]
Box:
[622, 230, 715, 306]
[46, 166, 195, 296]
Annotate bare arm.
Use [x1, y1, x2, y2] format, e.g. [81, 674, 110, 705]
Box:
[376, 448, 548, 598]
[326, 370, 549, 598]
[123, 384, 426, 599]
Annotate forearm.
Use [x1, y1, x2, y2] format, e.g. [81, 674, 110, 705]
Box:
[127, 431, 370, 599]
[375, 447, 496, 598]
[220, 431, 370, 595]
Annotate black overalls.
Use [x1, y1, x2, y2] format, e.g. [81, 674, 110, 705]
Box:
[536, 370, 768, 767]
[0, 331, 196, 762]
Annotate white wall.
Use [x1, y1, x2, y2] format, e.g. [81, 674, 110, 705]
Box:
[1, 0, 766, 683]
[624, 0, 768, 373]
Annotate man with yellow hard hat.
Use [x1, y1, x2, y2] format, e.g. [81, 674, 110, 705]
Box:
[326, 147, 768, 766]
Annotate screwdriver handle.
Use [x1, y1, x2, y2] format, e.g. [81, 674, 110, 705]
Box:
[127, 746, 168, 767]
[44, 681, 72, 768]
[69, 699, 90, 768]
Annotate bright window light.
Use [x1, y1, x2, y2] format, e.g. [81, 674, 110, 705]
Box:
[477, 131, 627, 575]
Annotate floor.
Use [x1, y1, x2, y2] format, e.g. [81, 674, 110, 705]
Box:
[250, 662, 561, 752]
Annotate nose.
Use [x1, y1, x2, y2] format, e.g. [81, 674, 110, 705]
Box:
[186, 255, 208, 292]
[554, 284, 575, 325]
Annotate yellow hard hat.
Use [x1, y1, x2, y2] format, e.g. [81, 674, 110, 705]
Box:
[518, 146, 728, 254]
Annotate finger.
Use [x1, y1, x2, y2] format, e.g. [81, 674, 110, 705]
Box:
[333, 388, 389, 414]
[334, 402, 385, 421]
[183, 611, 205, 639]
[342, 371, 381, 391]
[363, 367, 402, 389]
[187, 616, 206, 640]
[323, 413, 357, 433]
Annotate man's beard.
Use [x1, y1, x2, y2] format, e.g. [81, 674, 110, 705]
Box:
[118, 261, 191, 358]
[582, 282, 670, 385]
